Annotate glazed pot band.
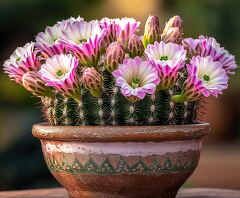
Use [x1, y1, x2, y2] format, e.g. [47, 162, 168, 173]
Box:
[32, 122, 210, 142]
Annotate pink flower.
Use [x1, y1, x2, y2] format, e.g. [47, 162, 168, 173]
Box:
[36, 16, 84, 45]
[35, 20, 69, 58]
[39, 54, 81, 101]
[99, 18, 117, 50]
[35, 43, 66, 59]
[3, 42, 40, 84]
[114, 18, 140, 49]
[145, 41, 186, 90]
[99, 17, 140, 50]
[36, 25, 63, 45]
[182, 36, 237, 74]
[60, 20, 106, 66]
[56, 16, 84, 28]
[172, 56, 228, 102]
[182, 38, 200, 57]
[112, 57, 160, 101]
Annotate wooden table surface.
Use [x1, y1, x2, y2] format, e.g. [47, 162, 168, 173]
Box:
[0, 188, 240, 198]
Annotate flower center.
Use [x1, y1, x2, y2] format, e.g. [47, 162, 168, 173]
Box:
[203, 74, 210, 82]
[160, 55, 168, 61]
[79, 39, 87, 43]
[16, 57, 21, 62]
[56, 70, 64, 78]
[131, 78, 141, 88]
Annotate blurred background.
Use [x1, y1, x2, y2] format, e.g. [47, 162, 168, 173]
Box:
[0, 0, 239, 191]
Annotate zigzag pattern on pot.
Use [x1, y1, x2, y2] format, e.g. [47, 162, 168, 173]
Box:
[46, 153, 199, 175]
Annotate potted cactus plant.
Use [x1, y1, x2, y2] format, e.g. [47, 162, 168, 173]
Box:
[3, 15, 237, 198]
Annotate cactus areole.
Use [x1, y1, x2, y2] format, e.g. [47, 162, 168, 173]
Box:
[3, 15, 236, 198]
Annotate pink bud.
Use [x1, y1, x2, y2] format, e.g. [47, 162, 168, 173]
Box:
[22, 71, 53, 97]
[143, 15, 161, 48]
[128, 34, 144, 58]
[164, 15, 182, 30]
[162, 15, 183, 44]
[161, 27, 182, 44]
[82, 67, 103, 97]
[104, 42, 125, 73]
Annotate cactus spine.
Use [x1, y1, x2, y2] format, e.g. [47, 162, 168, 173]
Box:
[77, 88, 87, 126]
[148, 94, 157, 124]
[61, 98, 70, 125]
[110, 86, 118, 125]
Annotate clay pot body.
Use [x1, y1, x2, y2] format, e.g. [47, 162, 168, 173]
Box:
[32, 123, 210, 198]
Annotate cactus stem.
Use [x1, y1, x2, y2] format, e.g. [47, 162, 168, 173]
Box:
[52, 96, 58, 125]
[62, 98, 70, 125]
[168, 88, 176, 124]
[41, 97, 54, 125]
[110, 86, 118, 125]
[182, 101, 189, 124]
[77, 89, 87, 126]
[127, 103, 137, 125]
[148, 94, 157, 125]
[98, 97, 105, 125]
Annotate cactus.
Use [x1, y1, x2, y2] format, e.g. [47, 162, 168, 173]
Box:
[3, 15, 236, 127]
[40, 79, 200, 126]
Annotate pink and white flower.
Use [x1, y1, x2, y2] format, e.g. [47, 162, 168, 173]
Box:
[35, 22, 67, 58]
[99, 18, 117, 49]
[56, 16, 84, 28]
[3, 42, 40, 84]
[145, 41, 186, 90]
[182, 36, 237, 74]
[112, 57, 160, 102]
[39, 54, 81, 101]
[99, 17, 140, 48]
[36, 25, 63, 45]
[36, 16, 84, 45]
[182, 37, 200, 57]
[115, 17, 140, 49]
[35, 17, 83, 58]
[36, 42, 66, 59]
[60, 20, 105, 66]
[172, 56, 228, 102]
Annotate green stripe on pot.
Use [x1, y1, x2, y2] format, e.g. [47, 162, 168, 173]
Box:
[46, 155, 199, 175]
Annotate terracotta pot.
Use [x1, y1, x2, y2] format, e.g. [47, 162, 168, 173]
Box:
[32, 123, 210, 198]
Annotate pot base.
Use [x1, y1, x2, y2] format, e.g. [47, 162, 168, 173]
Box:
[53, 172, 191, 198]
[67, 190, 178, 198]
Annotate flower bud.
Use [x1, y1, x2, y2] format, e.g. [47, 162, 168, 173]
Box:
[22, 71, 53, 97]
[142, 15, 161, 48]
[104, 42, 125, 73]
[161, 27, 182, 44]
[100, 29, 115, 53]
[162, 15, 183, 44]
[128, 34, 144, 58]
[163, 15, 182, 33]
[82, 67, 103, 97]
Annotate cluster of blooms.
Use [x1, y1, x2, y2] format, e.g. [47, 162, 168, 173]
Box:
[3, 15, 237, 103]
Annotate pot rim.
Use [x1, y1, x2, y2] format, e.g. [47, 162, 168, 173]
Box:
[32, 122, 210, 142]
